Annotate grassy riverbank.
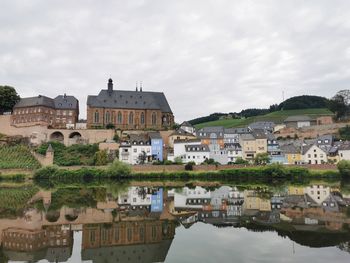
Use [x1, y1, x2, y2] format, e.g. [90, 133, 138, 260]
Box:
[32, 162, 340, 183]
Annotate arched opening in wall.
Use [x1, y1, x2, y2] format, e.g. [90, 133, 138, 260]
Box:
[65, 210, 79, 222]
[45, 210, 61, 223]
[69, 132, 82, 139]
[50, 131, 64, 142]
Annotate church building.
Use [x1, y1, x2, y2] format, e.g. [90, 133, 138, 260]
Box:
[87, 79, 174, 130]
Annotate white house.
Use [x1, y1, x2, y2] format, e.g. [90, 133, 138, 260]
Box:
[302, 144, 328, 164]
[119, 142, 152, 164]
[118, 186, 152, 207]
[180, 121, 196, 135]
[338, 143, 350, 161]
[226, 143, 243, 163]
[169, 139, 202, 162]
[184, 144, 210, 164]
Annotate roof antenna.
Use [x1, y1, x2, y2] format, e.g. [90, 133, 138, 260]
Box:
[140, 81, 143, 92]
[136, 81, 138, 92]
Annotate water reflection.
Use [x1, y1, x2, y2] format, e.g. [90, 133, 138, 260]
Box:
[0, 182, 350, 262]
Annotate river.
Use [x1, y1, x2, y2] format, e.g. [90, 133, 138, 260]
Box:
[0, 178, 350, 262]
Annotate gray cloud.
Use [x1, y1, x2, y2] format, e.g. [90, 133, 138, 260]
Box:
[1, 0, 350, 122]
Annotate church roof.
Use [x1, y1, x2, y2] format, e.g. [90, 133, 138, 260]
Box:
[87, 89, 172, 113]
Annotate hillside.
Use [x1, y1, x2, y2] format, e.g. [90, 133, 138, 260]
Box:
[194, 108, 334, 129]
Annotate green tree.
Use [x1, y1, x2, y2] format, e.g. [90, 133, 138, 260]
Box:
[254, 153, 271, 165]
[339, 125, 350, 141]
[337, 160, 350, 178]
[0, 85, 20, 113]
[138, 151, 147, 164]
[328, 94, 348, 120]
[185, 161, 195, 171]
[94, 150, 108, 166]
[107, 159, 131, 177]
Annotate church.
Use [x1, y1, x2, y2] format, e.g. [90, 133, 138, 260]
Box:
[87, 79, 174, 130]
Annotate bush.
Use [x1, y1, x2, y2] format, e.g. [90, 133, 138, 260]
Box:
[107, 160, 131, 177]
[337, 160, 350, 178]
[174, 157, 183, 164]
[263, 163, 286, 177]
[185, 161, 196, 171]
[164, 160, 173, 165]
[93, 150, 108, 166]
[34, 165, 60, 179]
[254, 153, 271, 165]
[234, 157, 249, 165]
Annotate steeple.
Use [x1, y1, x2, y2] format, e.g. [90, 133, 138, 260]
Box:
[108, 78, 113, 95]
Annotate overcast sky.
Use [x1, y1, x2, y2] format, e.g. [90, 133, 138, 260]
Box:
[1, 0, 350, 122]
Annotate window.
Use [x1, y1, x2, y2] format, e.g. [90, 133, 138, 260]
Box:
[94, 111, 99, 123]
[152, 112, 157, 125]
[117, 111, 122, 124]
[105, 111, 111, 123]
[141, 112, 145, 124]
[127, 228, 132, 242]
[129, 112, 134, 124]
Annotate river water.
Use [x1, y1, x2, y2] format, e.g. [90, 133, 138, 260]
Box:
[0, 178, 350, 262]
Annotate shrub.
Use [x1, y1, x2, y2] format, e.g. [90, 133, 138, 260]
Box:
[185, 161, 196, 171]
[262, 163, 286, 177]
[174, 157, 183, 164]
[34, 165, 60, 179]
[254, 153, 271, 165]
[234, 157, 249, 165]
[94, 150, 108, 166]
[337, 160, 350, 178]
[106, 123, 115, 129]
[107, 160, 131, 177]
[164, 160, 173, 165]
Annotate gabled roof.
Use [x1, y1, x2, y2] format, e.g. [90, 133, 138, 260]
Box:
[284, 115, 313, 122]
[280, 144, 300, 154]
[240, 133, 255, 141]
[181, 121, 193, 127]
[87, 89, 172, 113]
[251, 129, 268, 139]
[148, 132, 162, 140]
[302, 144, 327, 155]
[174, 138, 201, 144]
[14, 95, 55, 108]
[170, 128, 196, 137]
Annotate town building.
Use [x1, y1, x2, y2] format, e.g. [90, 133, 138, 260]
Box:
[179, 121, 195, 135]
[248, 121, 275, 133]
[239, 130, 268, 161]
[225, 143, 243, 163]
[87, 79, 174, 130]
[149, 132, 163, 161]
[280, 144, 302, 164]
[284, 115, 315, 128]
[11, 94, 79, 129]
[168, 129, 196, 148]
[119, 134, 152, 165]
[302, 144, 328, 164]
[338, 143, 350, 161]
[184, 144, 210, 164]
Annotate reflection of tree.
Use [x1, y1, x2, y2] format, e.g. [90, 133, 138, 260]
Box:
[0, 245, 9, 263]
[137, 187, 148, 199]
[106, 182, 130, 199]
[338, 241, 350, 253]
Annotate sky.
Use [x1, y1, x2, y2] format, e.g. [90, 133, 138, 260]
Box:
[1, 0, 350, 122]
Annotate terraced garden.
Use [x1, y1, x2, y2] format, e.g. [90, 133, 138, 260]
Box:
[0, 145, 41, 169]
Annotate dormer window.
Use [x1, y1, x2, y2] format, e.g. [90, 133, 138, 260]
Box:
[325, 140, 329, 143]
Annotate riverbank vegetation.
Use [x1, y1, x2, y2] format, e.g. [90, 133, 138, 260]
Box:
[33, 163, 340, 183]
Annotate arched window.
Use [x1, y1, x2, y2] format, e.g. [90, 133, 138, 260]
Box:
[105, 111, 110, 123]
[117, 111, 122, 124]
[94, 111, 99, 123]
[141, 112, 145, 125]
[129, 112, 134, 124]
[152, 112, 157, 125]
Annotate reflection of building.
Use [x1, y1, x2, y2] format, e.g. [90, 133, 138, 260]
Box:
[82, 220, 176, 263]
[243, 190, 271, 213]
[1, 225, 73, 262]
[305, 185, 330, 204]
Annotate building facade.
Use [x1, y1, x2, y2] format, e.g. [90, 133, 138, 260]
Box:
[87, 79, 174, 130]
[11, 94, 79, 129]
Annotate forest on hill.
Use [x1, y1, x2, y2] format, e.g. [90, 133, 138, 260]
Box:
[189, 90, 349, 126]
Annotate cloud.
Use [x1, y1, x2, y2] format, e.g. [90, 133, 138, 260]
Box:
[1, 0, 350, 122]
